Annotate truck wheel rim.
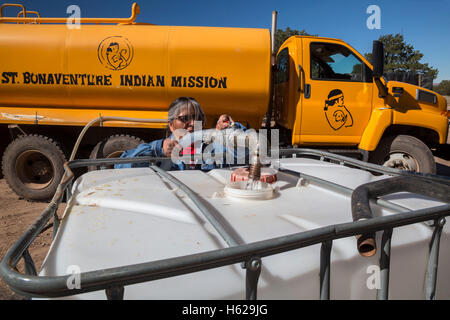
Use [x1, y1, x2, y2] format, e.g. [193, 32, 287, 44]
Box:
[98, 151, 124, 170]
[107, 151, 124, 159]
[383, 152, 419, 172]
[15, 150, 54, 190]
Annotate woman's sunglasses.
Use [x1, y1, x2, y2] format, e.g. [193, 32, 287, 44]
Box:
[175, 114, 202, 123]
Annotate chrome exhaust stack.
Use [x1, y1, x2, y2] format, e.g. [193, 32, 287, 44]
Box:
[271, 10, 277, 59]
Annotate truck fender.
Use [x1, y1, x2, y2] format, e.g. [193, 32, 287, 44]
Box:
[358, 108, 393, 152]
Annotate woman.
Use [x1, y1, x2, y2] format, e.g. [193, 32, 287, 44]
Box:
[115, 97, 246, 170]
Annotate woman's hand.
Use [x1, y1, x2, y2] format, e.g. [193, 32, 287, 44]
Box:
[216, 114, 234, 130]
[163, 138, 179, 157]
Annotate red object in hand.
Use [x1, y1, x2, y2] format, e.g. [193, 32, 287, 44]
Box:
[181, 143, 196, 169]
[181, 143, 195, 155]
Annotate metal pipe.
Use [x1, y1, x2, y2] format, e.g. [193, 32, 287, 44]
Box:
[23, 250, 37, 276]
[425, 217, 446, 300]
[17, 10, 40, 18]
[3, 162, 73, 269]
[0, 3, 26, 17]
[150, 165, 244, 248]
[278, 168, 413, 217]
[264, 11, 278, 129]
[277, 148, 450, 185]
[0, 2, 140, 24]
[278, 168, 439, 257]
[377, 228, 392, 300]
[271, 11, 278, 57]
[245, 257, 262, 300]
[69, 116, 166, 161]
[352, 176, 450, 257]
[105, 286, 125, 300]
[52, 212, 60, 240]
[320, 241, 332, 300]
[68, 156, 169, 169]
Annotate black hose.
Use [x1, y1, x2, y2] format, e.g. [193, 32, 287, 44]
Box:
[351, 176, 450, 256]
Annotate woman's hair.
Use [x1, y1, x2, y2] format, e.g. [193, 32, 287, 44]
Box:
[167, 97, 205, 124]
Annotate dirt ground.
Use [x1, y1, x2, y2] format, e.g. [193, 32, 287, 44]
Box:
[0, 154, 449, 300]
[0, 181, 66, 300]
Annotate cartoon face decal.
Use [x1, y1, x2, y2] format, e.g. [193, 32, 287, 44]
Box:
[98, 36, 134, 71]
[324, 89, 353, 130]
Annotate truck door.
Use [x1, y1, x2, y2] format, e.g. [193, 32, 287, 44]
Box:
[273, 38, 302, 143]
[299, 39, 373, 145]
[273, 47, 291, 128]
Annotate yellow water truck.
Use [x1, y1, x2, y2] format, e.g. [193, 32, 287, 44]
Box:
[0, 3, 448, 200]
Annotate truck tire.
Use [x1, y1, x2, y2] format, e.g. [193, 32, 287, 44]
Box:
[2, 135, 66, 201]
[89, 134, 144, 171]
[369, 135, 436, 174]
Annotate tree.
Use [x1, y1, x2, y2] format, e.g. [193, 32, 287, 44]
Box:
[364, 34, 438, 80]
[274, 27, 314, 53]
[434, 80, 450, 95]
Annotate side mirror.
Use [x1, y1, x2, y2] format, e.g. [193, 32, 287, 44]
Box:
[372, 40, 384, 78]
[372, 40, 387, 97]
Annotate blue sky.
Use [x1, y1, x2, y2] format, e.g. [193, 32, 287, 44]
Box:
[5, 0, 450, 82]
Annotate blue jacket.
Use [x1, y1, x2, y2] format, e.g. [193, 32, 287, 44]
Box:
[115, 123, 247, 170]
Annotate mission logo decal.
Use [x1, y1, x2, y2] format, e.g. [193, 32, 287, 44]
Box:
[323, 89, 353, 130]
[98, 36, 134, 71]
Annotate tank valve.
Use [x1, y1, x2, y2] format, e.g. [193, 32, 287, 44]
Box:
[246, 139, 263, 190]
[248, 161, 262, 181]
[225, 137, 274, 200]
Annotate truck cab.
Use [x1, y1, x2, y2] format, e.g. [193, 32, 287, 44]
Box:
[274, 36, 449, 173]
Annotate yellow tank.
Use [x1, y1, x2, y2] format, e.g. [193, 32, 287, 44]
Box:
[0, 21, 270, 128]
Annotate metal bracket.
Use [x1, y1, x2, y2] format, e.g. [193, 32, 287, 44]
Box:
[23, 250, 37, 276]
[8, 124, 27, 140]
[296, 177, 309, 188]
[105, 286, 124, 300]
[245, 257, 262, 300]
[359, 149, 369, 162]
[425, 217, 446, 300]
